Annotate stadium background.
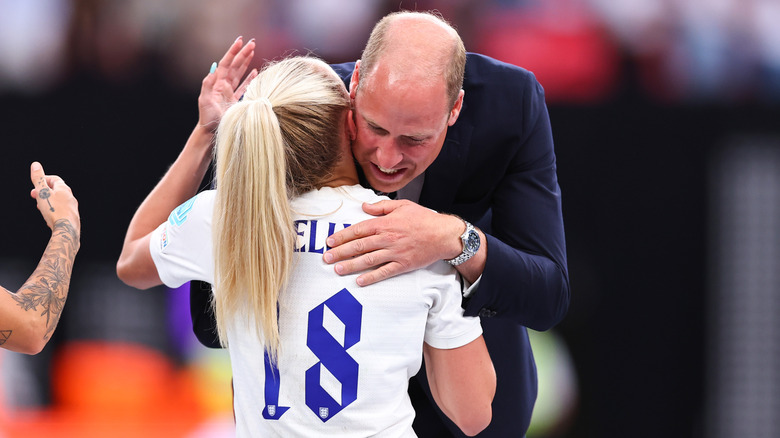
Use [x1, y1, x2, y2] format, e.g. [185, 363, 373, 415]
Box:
[2, 1, 779, 437]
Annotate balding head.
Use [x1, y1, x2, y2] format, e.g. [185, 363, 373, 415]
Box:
[357, 11, 466, 109]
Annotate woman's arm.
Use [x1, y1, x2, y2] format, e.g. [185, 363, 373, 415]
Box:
[0, 162, 80, 355]
[117, 37, 257, 289]
[424, 335, 496, 436]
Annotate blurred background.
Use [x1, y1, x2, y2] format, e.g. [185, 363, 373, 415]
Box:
[1, 0, 779, 436]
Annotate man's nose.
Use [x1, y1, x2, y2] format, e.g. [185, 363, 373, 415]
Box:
[375, 140, 403, 169]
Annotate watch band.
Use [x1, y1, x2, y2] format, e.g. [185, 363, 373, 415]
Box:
[446, 220, 479, 266]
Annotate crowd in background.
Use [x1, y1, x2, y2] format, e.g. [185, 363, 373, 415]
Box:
[2, 0, 780, 103]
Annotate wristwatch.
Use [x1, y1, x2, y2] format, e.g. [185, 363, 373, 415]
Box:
[446, 220, 480, 266]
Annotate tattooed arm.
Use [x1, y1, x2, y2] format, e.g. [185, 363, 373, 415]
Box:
[0, 162, 80, 355]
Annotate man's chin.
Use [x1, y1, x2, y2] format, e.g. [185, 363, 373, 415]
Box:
[366, 176, 406, 194]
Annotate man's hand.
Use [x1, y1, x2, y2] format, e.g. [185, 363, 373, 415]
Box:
[323, 200, 464, 286]
[197, 36, 258, 133]
[30, 162, 80, 235]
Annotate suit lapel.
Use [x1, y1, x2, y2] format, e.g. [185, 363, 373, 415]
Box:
[419, 120, 473, 212]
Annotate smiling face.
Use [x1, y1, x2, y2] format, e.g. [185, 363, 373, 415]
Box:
[350, 60, 463, 193]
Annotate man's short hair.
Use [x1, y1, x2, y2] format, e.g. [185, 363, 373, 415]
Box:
[358, 11, 466, 109]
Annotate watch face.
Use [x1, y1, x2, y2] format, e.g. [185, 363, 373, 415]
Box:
[466, 230, 480, 252]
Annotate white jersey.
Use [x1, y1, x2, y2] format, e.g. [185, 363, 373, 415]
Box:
[149, 184, 482, 437]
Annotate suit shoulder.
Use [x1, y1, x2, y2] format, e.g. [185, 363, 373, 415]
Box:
[462, 53, 547, 115]
[330, 62, 355, 87]
[465, 53, 540, 87]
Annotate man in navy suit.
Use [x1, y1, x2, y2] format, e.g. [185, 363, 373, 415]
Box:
[180, 10, 567, 437]
[319, 11, 570, 437]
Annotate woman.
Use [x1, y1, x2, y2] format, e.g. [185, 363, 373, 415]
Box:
[117, 55, 495, 437]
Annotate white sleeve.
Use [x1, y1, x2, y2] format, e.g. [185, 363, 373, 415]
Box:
[421, 261, 483, 349]
[148, 191, 215, 288]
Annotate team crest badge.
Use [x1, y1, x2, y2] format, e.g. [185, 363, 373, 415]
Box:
[319, 407, 329, 419]
[267, 405, 276, 416]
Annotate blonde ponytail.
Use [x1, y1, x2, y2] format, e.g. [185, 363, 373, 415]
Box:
[211, 57, 350, 362]
[213, 97, 294, 360]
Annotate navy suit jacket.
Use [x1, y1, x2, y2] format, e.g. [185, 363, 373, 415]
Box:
[190, 53, 569, 437]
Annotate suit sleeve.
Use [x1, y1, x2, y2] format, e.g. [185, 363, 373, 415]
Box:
[462, 72, 569, 331]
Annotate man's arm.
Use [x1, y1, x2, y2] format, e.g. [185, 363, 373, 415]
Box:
[116, 37, 257, 289]
[0, 162, 80, 355]
[461, 73, 569, 331]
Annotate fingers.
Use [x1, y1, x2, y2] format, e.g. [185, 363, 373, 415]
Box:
[235, 68, 258, 100]
[30, 161, 48, 191]
[28, 163, 73, 199]
[202, 65, 218, 88]
[216, 36, 245, 73]
[326, 233, 388, 268]
[356, 261, 408, 287]
[45, 175, 69, 192]
[325, 219, 376, 252]
[234, 40, 255, 74]
[335, 247, 389, 275]
[362, 199, 405, 216]
[330, 247, 407, 287]
[215, 37, 255, 87]
[323, 202, 405, 251]
[229, 40, 255, 90]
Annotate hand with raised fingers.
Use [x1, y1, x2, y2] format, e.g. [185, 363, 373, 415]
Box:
[197, 36, 259, 133]
[30, 162, 80, 235]
[322, 200, 465, 286]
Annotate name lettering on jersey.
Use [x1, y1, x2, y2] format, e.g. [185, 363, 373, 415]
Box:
[294, 220, 351, 254]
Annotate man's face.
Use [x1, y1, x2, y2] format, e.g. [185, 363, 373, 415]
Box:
[350, 63, 462, 194]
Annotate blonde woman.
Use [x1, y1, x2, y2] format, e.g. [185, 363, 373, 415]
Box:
[117, 55, 495, 437]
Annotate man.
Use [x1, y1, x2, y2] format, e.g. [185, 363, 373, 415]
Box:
[0, 162, 80, 355]
[322, 12, 570, 437]
[137, 10, 567, 437]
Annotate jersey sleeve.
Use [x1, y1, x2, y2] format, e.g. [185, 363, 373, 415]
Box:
[421, 261, 483, 349]
[149, 191, 215, 288]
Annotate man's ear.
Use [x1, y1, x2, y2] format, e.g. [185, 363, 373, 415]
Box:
[448, 89, 465, 126]
[349, 60, 361, 100]
[346, 109, 357, 141]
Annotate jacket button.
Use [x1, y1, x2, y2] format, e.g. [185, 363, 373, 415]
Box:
[479, 308, 495, 318]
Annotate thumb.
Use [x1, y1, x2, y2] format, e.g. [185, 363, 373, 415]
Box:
[30, 162, 49, 192]
[362, 199, 402, 216]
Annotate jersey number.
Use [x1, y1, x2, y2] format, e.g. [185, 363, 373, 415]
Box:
[262, 288, 362, 422]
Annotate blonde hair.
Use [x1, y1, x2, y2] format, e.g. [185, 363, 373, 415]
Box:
[358, 11, 466, 108]
[212, 56, 350, 361]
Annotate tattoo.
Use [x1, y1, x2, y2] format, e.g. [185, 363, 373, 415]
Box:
[0, 330, 11, 346]
[12, 219, 79, 341]
[38, 187, 54, 212]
